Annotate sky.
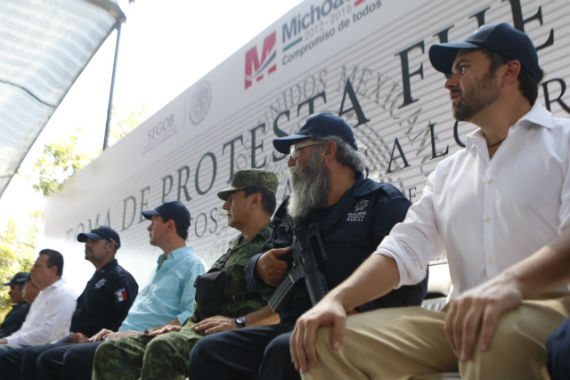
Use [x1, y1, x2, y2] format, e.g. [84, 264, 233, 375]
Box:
[0, 0, 303, 234]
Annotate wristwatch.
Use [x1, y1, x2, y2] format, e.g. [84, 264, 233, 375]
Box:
[235, 315, 247, 328]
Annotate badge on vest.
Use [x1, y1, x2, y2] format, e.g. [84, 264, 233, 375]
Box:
[346, 200, 369, 222]
[94, 278, 107, 289]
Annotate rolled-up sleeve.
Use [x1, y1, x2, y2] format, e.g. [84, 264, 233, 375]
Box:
[245, 253, 264, 291]
[375, 172, 445, 287]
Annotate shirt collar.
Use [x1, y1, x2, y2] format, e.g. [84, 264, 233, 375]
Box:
[99, 258, 118, 273]
[517, 103, 553, 129]
[465, 104, 552, 148]
[45, 278, 65, 290]
[230, 223, 272, 249]
[156, 246, 188, 267]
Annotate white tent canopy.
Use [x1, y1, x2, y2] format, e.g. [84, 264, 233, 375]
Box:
[0, 0, 125, 196]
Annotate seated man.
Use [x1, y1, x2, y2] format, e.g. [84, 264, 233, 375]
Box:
[93, 169, 281, 380]
[21, 278, 40, 311]
[189, 113, 428, 379]
[32, 201, 205, 380]
[0, 272, 32, 338]
[0, 249, 76, 348]
[290, 23, 570, 379]
[0, 226, 139, 380]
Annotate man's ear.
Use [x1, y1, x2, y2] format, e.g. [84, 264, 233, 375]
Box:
[501, 60, 522, 88]
[48, 265, 58, 276]
[248, 193, 262, 211]
[106, 241, 117, 254]
[324, 141, 338, 161]
[167, 219, 177, 233]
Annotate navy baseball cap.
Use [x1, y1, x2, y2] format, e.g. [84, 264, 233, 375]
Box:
[77, 226, 121, 248]
[273, 113, 357, 154]
[3, 272, 30, 286]
[142, 201, 191, 231]
[429, 23, 543, 82]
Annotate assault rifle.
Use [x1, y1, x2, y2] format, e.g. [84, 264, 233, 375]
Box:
[268, 219, 328, 312]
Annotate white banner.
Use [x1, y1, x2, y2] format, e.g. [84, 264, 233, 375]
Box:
[43, 0, 570, 291]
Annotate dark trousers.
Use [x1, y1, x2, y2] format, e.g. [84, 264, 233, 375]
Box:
[0, 342, 65, 380]
[188, 321, 300, 380]
[0, 345, 26, 380]
[547, 318, 570, 380]
[35, 341, 102, 380]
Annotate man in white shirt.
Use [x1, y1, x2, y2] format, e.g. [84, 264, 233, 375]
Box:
[290, 23, 570, 379]
[0, 249, 76, 347]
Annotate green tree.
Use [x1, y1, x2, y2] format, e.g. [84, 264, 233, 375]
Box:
[31, 129, 93, 197]
[108, 105, 147, 147]
[31, 105, 146, 197]
[1, 106, 146, 320]
[0, 218, 37, 320]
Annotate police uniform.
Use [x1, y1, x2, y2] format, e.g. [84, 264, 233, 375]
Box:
[0, 303, 30, 338]
[188, 175, 428, 380]
[71, 258, 139, 335]
[0, 272, 32, 338]
[0, 259, 139, 380]
[92, 224, 272, 380]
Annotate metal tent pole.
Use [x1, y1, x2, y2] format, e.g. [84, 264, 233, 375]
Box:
[103, 22, 122, 151]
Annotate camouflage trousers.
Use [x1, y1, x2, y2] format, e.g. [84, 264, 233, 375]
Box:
[92, 321, 204, 380]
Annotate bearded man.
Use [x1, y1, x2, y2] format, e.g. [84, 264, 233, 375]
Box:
[290, 23, 570, 380]
[188, 112, 428, 380]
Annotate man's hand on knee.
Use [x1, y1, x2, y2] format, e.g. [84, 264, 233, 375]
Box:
[445, 274, 523, 362]
[145, 323, 182, 336]
[193, 315, 237, 334]
[68, 332, 89, 343]
[290, 297, 347, 374]
[89, 328, 114, 342]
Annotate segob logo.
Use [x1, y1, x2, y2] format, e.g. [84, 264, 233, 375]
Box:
[244, 31, 277, 90]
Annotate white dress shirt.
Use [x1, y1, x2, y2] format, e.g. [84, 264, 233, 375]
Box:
[5, 278, 77, 346]
[376, 104, 570, 294]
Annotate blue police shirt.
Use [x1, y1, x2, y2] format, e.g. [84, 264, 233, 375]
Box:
[246, 175, 428, 322]
[0, 302, 30, 338]
[70, 259, 138, 336]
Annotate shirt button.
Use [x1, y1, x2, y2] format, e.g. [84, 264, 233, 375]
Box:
[485, 217, 491, 223]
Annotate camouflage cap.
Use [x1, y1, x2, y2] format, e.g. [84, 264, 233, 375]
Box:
[217, 169, 278, 200]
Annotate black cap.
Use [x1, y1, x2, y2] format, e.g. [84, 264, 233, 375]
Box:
[429, 23, 543, 82]
[77, 226, 121, 248]
[142, 201, 191, 231]
[273, 113, 357, 154]
[3, 272, 30, 286]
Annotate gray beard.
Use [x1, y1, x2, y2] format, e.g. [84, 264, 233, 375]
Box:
[288, 150, 330, 219]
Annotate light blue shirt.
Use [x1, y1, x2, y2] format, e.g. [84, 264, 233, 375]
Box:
[119, 246, 205, 331]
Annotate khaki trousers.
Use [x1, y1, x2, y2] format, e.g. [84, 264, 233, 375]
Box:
[305, 297, 569, 380]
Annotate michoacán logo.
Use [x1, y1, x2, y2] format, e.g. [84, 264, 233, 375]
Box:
[244, 31, 277, 90]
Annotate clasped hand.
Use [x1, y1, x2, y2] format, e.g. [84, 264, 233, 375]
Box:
[256, 247, 290, 286]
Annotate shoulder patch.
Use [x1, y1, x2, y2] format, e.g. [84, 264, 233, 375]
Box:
[115, 288, 127, 302]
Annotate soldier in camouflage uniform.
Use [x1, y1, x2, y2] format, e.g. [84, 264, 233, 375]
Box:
[92, 169, 280, 380]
